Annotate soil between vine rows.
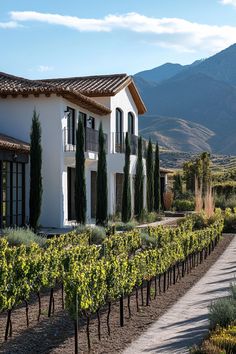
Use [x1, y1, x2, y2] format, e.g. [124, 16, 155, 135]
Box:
[0, 234, 234, 354]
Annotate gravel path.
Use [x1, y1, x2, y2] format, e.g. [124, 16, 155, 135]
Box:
[137, 217, 182, 229]
[123, 234, 236, 354]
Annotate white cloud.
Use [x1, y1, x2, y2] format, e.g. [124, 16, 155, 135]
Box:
[220, 0, 236, 7]
[9, 11, 236, 53]
[37, 65, 54, 73]
[28, 65, 54, 74]
[0, 21, 20, 29]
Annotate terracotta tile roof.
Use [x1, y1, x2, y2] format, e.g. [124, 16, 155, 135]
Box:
[43, 74, 147, 114]
[0, 72, 111, 116]
[42, 74, 131, 96]
[160, 167, 174, 174]
[0, 133, 30, 153]
[0, 72, 147, 115]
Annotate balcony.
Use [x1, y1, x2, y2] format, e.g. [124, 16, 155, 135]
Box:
[64, 127, 108, 153]
[112, 132, 147, 156]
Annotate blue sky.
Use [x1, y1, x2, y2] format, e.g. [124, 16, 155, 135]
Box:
[1, 0, 236, 78]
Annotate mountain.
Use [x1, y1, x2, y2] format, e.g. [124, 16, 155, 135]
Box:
[139, 115, 214, 153]
[134, 63, 184, 84]
[170, 44, 236, 86]
[135, 59, 205, 84]
[134, 44, 236, 154]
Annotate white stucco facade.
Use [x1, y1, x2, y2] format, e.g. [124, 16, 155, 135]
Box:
[0, 83, 150, 227]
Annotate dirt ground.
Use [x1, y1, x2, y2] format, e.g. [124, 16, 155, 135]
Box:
[0, 234, 234, 354]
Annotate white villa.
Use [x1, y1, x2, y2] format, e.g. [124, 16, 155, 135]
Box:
[0, 71, 169, 228]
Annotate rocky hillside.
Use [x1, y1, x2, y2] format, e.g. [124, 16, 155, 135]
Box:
[135, 44, 236, 155]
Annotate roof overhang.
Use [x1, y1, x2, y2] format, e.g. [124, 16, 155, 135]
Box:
[0, 133, 30, 154]
[85, 76, 147, 115]
[160, 168, 174, 174]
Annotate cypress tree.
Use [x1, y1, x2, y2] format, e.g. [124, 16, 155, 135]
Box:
[154, 142, 161, 212]
[75, 118, 86, 224]
[29, 109, 42, 231]
[146, 139, 154, 212]
[96, 123, 108, 226]
[134, 137, 144, 219]
[173, 173, 183, 198]
[122, 132, 131, 223]
[201, 152, 211, 198]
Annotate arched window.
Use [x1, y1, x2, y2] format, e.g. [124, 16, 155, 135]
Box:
[116, 108, 123, 134]
[116, 108, 123, 147]
[128, 112, 135, 135]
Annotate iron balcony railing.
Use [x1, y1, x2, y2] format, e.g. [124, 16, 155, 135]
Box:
[112, 132, 147, 156]
[64, 127, 108, 153]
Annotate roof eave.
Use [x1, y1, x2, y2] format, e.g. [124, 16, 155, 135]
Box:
[83, 76, 147, 115]
[0, 88, 111, 116]
[128, 80, 147, 115]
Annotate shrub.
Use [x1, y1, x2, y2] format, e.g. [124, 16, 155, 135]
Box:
[229, 283, 236, 301]
[135, 210, 162, 224]
[75, 225, 106, 245]
[210, 326, 236, 353]
[114, 220, 138, 232]
[192, 326, 236, 353]
[191, 212, 208, 229]
[90, 226, 106, 245]
[215, 195, 236, 210]
[173, 199, 195, 211]
[109, 212, 121, 222]
[213, 182, 236, 198]
[140, 230, 158, 248]
[224, 213, 236, 233]
[2, 227, 46, 247]
[177, 212, 205, 229]
[209, 298, 236, 329]
[190, 341, 226, 354]
[75, 224, 87, 234]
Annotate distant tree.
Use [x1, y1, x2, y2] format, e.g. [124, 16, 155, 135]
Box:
[75, 118, 86, 224]
[122, 132, 131, 223]
[154, 142, 161, 212]
[29, 109, 42, 231]
[173, 173, 183, 198]
[183, 161, 196, 193]
[201, 152, 211, 198]
[146, 139, 154, 212]
[96, 123, 108, 226]
[134, 137, 144, 219]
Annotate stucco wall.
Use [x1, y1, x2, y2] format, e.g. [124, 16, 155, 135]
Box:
[0, 95, 64, 227]
[0, 84, 147, 227]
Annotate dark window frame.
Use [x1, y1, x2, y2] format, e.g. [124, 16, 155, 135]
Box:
[128, 112, 135, 135]
[116, 108, 123, 146]
[67, 106, 76, 145]
[0, 160, 26, 228]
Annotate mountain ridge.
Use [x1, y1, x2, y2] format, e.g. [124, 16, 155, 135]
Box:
[134, 43, 236, 154]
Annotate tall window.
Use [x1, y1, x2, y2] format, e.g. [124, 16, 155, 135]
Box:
[0, 161, 25, 227]
[116, 108, 123, 145]
[79, 111, 87, 128]
[128, 112, 135, 135]
[67, 107, 75, 145]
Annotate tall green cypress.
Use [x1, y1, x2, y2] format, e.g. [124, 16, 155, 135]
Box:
[173, 173, 183, 198]
[154, 142, 161, 212]
[201, 152, 211, 198]
[134, 137, 144, 219]
[75, 118, 86, 224]
[29, 109, 42, 231]
[146, 139, 154, 212]
[122, 132, 131, 223]
[96, 123, 108, 226]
